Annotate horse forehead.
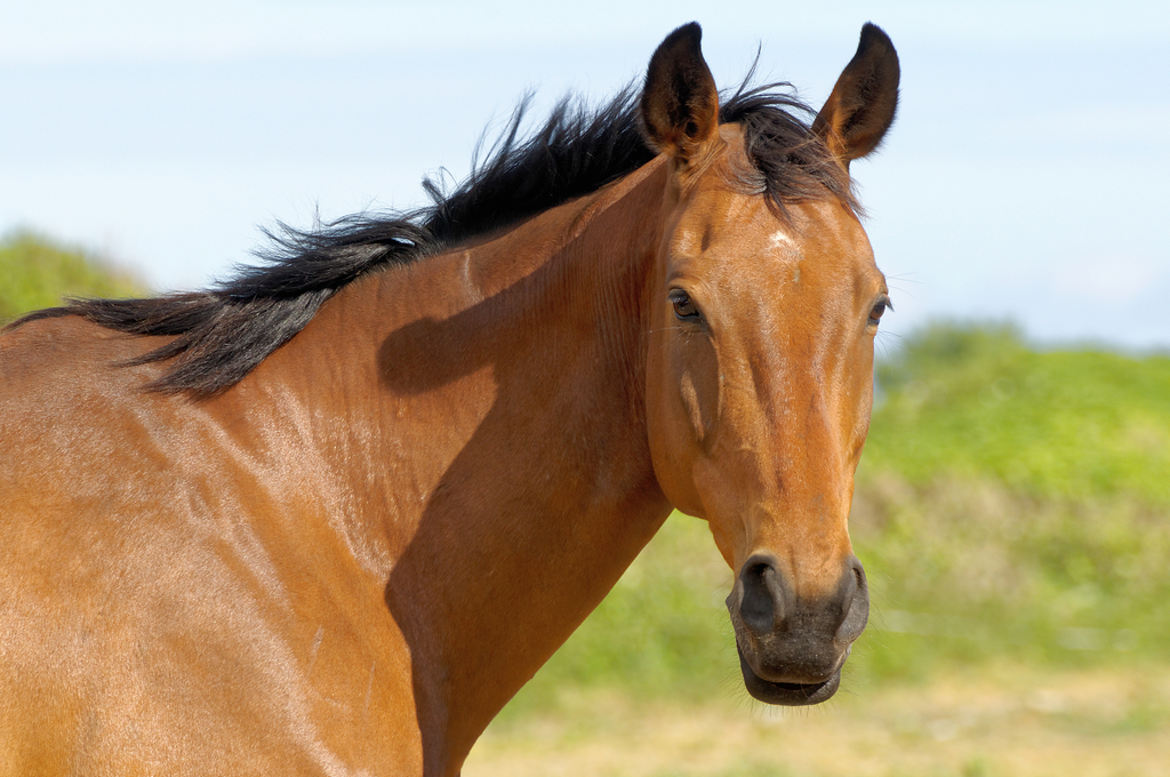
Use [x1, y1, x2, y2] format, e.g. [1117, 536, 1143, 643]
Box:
[672, 185, 781, 255]
[763, 202, 873, 287]
[675, 193, 868, 282]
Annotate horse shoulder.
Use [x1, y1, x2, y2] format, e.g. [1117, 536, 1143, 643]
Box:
[0, 314, 425, 776]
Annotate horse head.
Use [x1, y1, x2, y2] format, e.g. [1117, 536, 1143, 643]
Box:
[642, 23, 899, 705]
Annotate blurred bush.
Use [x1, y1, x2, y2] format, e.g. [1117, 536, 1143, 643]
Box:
[853, 322, 1170, 681]
[867, 322, 1170, 505]
[0, 231, 143, 322]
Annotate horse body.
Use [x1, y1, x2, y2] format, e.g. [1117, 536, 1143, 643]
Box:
[0, 23, 899, 777]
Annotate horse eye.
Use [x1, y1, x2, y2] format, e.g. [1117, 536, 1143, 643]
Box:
[868, 296, 892, 327]
[669, 289, 701, 321]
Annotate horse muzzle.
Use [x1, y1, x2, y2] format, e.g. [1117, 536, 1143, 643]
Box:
[726, 552, 869, 705]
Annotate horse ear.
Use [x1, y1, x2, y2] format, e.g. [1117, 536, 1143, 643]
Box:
[641, 22, 720, 163]
[813, 23, 900, 167]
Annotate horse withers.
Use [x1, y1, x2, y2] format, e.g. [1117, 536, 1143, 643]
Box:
[0, 22, 898, 777]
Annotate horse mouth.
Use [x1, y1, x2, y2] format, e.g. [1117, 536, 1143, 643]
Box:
[736, 645, 841, 706]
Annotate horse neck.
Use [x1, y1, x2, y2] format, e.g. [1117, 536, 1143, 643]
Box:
[291, 155, 676, 769]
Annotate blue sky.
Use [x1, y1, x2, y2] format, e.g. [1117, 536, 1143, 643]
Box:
[3, 1, 1168, 350]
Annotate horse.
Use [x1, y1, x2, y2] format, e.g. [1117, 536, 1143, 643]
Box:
[0, 22, 899, 777]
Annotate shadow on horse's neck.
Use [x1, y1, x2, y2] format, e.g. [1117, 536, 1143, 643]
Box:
[370, 156, 676, 775]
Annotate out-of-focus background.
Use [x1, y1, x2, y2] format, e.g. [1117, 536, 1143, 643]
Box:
[3, 2, 1168, 775]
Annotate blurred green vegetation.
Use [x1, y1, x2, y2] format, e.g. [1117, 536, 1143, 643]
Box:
[869, 322, 1170, 505]
[498, 321, 1170, 722]
[0, 231, 143, 322]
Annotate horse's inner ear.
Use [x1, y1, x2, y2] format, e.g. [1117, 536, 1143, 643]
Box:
[812, 23, 900, 167]
[641, 22, 720, 162]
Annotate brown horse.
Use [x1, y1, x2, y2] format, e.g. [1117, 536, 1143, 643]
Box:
[0, 22, 898, 777]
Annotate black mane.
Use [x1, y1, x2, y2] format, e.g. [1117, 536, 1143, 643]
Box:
[14, 78, 853, 397]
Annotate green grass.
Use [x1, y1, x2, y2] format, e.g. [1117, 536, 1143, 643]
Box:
[851, 323, 1170, 679]
[470, 664, 1170, 777]
[0, 230, 143, 322]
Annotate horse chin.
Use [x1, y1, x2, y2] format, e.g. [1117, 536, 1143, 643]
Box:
[736, 645, 842, 706]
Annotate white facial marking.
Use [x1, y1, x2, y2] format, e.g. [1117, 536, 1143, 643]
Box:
[769, 230, 802, 284]
[769, 230, 795, 251]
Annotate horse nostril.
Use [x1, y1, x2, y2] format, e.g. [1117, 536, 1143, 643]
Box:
[836, 555, 869, 643]
[851, 556, 867, 593]
[739, 557, 787, 636]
